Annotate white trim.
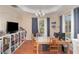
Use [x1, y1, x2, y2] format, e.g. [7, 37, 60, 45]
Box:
[44, 18, 47, 37]
[71, 9, 74, 40]
[62, 15, 65, 33]
[18, 5, 63, 15]
[38, 17, 40, 33]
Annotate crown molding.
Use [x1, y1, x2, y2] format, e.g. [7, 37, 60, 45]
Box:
[17, 5, 63, 14]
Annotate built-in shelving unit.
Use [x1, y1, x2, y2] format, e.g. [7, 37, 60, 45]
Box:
[0, 30, 27, 54]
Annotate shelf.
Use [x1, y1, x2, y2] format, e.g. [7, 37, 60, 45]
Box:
[0, 30, 27, 54]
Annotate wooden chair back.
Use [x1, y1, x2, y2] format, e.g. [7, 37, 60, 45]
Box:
[49, 39, 61, 54]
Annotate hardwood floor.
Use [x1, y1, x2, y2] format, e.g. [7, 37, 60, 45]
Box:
[15, 40, 35, 54]
[14, 40, 73, 54]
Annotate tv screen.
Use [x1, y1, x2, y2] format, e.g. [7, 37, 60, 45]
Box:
[7, 22, 18, 33]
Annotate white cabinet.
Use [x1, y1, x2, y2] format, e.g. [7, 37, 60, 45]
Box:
[0, 30, 27, 54]
[0, 39, 2, 54]
[72, 39, 79, 54]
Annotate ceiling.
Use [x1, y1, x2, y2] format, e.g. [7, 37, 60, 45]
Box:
[24, 5, 57, 10]
[11, 5, 79, 17]
[18, 5, 63, 14]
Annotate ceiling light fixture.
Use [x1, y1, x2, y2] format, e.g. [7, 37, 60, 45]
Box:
[35, 10, 45, 17]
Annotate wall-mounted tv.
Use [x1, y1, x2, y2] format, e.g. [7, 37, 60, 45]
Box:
[7, 22, 18, 33]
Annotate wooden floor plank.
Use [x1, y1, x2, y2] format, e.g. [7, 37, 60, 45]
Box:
[14, 40, 73, 54]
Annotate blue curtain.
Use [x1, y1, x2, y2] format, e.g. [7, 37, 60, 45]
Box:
[74, 7, 79, 38]
[32, 18, 38, 36]
[47, 17, 50, 36]
[60, 16, 62, 33]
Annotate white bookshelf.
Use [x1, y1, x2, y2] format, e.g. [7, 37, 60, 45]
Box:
[0, 38, 2, 54]
[0, 30, 27, 54]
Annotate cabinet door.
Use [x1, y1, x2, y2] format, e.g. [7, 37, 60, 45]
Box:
[0, 40, 2, 54]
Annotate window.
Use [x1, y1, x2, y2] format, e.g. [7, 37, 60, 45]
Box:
[65, 15, 71, 39]
[39, 19, 44, 36]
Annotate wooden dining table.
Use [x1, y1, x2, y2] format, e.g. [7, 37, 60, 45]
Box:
[34, 37, 72, 54]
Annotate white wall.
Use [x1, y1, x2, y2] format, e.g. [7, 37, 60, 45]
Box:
[0, 6, 22, 33]
[20, 12, 32, 40]
[0, 5, 33, 40]
[49, 15, 60, 37]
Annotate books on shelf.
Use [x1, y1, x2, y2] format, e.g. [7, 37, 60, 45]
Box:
[0, 38, 2, 54]
[3, 36, 10, 54]
[11, 35, 15, 46]
[0, 30, 27, 54]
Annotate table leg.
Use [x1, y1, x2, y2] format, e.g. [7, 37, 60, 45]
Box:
[37, 43, 39, 54]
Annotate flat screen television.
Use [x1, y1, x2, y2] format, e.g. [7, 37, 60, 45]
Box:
[7, 22, 18, 33]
